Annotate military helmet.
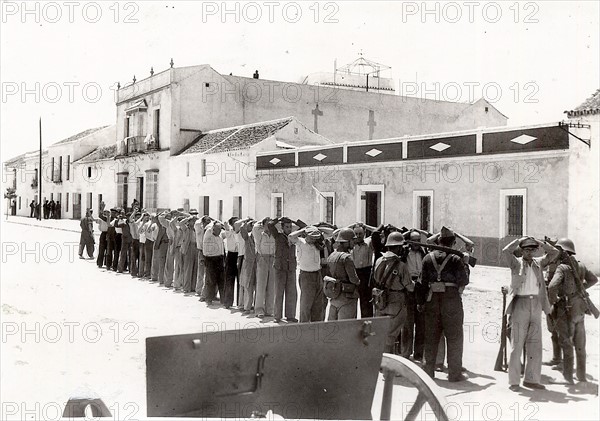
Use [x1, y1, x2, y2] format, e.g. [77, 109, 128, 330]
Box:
[336, 228, 357, 243]
[556, 238, 576, 255]
[385, 231, 405, 247]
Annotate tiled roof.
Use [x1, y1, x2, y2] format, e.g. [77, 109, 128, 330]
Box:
[75, 144, 117, 164]
[567, 89, 600, 116]
[179, 128, 239, 155]
[208, 118, 292, 153]
[179, 117, 293, 155]
[4, 153, 26, 167]
[52, 126, 109, 146]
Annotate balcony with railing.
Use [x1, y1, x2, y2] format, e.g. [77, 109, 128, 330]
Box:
[124, 135, 160, 155]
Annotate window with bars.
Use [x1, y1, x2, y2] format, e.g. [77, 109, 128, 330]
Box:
[66, 155, 70, 180]
[66, 192, 69, 211]
[201, 159, 206, 177]
[412, 191, 433, 233]
[218, 200, 223, 222]
[271, 193, 283, 218]
[145, 172, 158, 210]
[58, 156, 62, 182]
[507, 195, 524, 236]
[117, 173, 128, 209]
[319, 192, 335, 225]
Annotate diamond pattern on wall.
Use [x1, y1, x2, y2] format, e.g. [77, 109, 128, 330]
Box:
[313, 153, 327, 161]
[430, 142, 451, 152]
[365, 148, 382, 157]
[269, 158, 281, 165]
[510, 134, 537, 145]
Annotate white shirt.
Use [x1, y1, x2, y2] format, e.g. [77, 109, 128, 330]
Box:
[291, 237, 321, 272]
[516, 263, 539, 296]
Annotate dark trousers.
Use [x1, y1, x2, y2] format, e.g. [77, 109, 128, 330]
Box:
[30, 208, 34, 218]
[356, 266, 373, 318]
[299, 270, 324, 322]
[97, 232, 107, 268]
[274, 267, 297, 320]
[112, 234, 122, 271]
[130, 239, 140, 277]
[555, 304, 587, 381]
[205, 255, 224, 302]
[138, 241, 146, 277]
[117, 239, 131, 272]
[105, 237, 115, 269]
[223, 252, 239, 307]
[144, 240, 154, 278]
[423, 289, 464, 379]
[401, 291, 425, 359]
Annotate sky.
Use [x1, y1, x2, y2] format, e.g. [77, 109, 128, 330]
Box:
[1, 0, 599, 161]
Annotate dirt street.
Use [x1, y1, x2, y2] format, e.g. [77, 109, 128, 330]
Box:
[1, 218, 598, 420]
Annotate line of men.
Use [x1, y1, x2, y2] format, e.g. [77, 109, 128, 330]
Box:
[78, 205, 597, 387]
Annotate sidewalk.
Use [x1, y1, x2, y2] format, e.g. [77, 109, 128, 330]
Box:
[2, 215, 99, 236]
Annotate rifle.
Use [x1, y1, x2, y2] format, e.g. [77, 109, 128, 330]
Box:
[567, 255, 600, 319]
[405, 241, 477, 267]
[494, 286, 509, 371]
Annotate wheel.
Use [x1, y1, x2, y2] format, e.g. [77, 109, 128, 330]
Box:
[379, 353, 449, 421]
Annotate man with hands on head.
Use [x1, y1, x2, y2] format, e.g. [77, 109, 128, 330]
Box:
[502, 236, 559, 391]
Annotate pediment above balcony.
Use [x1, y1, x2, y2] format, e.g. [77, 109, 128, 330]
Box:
[125, 99, 148, 114]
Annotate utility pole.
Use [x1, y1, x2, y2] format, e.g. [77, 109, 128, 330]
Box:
[38, 117, 42, 220]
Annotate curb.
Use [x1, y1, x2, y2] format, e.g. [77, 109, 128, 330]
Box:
[4, 219, 100, 237]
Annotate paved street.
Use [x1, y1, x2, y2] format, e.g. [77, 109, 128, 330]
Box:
[1, 217, 599, 420]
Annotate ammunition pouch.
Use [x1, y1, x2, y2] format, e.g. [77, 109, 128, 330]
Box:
[323, 276, 341, 299]
[430, 282, 446, 293]
[341, 282, 356, 294]
[372, 288, 387, 311]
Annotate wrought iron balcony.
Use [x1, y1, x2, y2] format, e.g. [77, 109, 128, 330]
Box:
[126, 135, 159, 154]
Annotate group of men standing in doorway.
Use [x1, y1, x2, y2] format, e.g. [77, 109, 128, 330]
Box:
[28, 199, 61, 219]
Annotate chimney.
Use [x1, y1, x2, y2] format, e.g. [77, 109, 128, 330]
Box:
[253, 70, 259, 79]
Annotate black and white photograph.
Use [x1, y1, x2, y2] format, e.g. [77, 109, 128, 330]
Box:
[1, 1, 599, 420]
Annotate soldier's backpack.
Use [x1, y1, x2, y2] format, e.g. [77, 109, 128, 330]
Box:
[371, 256, 402, 310]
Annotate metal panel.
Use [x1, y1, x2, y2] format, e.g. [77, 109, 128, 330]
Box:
[146, 318, 390, 419]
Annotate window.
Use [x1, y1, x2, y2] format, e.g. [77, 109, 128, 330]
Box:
[125, 116, 130, 138]
[18, 196, 21, 209]
[153, 109, 160, 144]
[117, 173, 129, 209]
[319, 192, 335, 225]
[57, 193, 61, 209]
[201, 159, 206, 177]
[233, 196, 242, 218]
[183, 198, 190, 212]
[87, 167, 92, 178]
[86, 192, 92, 210]
[412, 190, 433, 233]
[136, 176, 144, 205]
[97, 194, 102, 214]
[357, 185, 384, 227]
[66, 192, 69, 211]
[186, 162, 190, 177]
[500, 189, 527, 237]
[145, 171, 158, 210]
[271, 193, 283, 218]
[51, 157, 55, 182]
[199, 196, 210, 216]
[58, 156, 62, 181]
[66, 155, 70, 180]
[218, 200, 223, 221]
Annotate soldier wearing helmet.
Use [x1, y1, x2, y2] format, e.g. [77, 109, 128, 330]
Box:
[548, 238, 598, 384]
[416, 226, 470, 382]
[372, 231, 413, 353]
[502, 235, 559, 391]
[325, 228, 361, 320]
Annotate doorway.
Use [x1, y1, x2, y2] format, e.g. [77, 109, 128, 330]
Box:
[357, 185, 384, 227]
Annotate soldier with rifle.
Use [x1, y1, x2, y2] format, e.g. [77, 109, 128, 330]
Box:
[547, 238, 599, 384]
[542, 236, 563, 369]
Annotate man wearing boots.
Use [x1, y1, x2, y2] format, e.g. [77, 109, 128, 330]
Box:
[548, 238, 598, 384]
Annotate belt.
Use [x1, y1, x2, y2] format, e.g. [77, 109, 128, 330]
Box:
[389, 289, 405, 293]
[516, 294, 538, 299]
[432, 282, 458, 288]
